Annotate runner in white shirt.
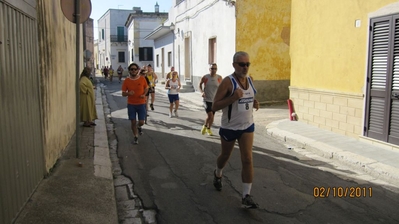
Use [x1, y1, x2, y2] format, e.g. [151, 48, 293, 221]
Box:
[165, 72, 181, 118]
[199, 63, 223, 136]
[212, 51, 260, 209]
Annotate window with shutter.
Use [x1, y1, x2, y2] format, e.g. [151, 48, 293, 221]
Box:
[139, 47, 153, 61]
[365, 14, 399, 145]
[118, 52, 125, 63]
[388, 15, 399, 144]
[117, 27, 124, 42]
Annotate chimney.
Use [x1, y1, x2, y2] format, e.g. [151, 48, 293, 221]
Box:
[132, 7, 142, 13]
[155, 2, 159, 13]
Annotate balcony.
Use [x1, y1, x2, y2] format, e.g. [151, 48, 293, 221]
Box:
[110, 35, 128, 42]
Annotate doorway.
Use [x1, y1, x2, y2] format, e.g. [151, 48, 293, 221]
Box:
[184, 36, 191, 81]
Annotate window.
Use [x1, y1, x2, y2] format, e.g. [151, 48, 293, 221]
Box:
[117, 27, 124, 42]
[102, 29, 104, 40]
[209, 38, 217, 64]
[118, 52, 125, 63]
[139, 47, 153, 61]
[131, 49, 134, 61]
[168, 52, 172, 66]
[156, 54, 159, 67]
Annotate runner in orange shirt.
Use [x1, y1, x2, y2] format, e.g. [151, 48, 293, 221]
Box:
[122, 63, 149, 144]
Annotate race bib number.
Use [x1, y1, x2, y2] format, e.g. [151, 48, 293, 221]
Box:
[238, 97, 253, 111]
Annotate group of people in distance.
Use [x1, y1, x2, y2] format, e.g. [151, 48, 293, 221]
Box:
[121, 51, 260, 209]
[101, 65, 125, 83]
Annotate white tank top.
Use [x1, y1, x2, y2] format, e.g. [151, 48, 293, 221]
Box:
[221, 74, 257, 130]
[168, 79, 179, 95]
[203, 74, 222, 102]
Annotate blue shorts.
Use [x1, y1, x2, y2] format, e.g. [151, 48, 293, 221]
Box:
[219, 123, 255, 142]
[168, 94, 179, 103]
[127, 104, 146, 121]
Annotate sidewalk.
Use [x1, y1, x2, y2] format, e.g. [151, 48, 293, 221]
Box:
[14, 83, 118, 224]
[266, 119, 399, 186]
[158, 84, 399, 187]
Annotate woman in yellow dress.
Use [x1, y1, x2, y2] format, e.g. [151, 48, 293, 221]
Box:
[80, 67, 98, 127]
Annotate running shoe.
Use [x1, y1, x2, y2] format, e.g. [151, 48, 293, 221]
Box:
[132, 137, 138, 145]
[169, 112, 172, 118]
[242, 194, 259, 209]
[213, 170, 222, 191]
[138, 127, 143, 135]
[206, 128, 213, 136]
[201, 125, 207, 135]
[150, 104, 154, 111]
[174, 110, 179, 117]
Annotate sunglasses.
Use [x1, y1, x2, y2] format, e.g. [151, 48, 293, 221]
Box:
[235, 62, 251, 67]
[210, 68, 217, 70]
[129, 68, 138, 71]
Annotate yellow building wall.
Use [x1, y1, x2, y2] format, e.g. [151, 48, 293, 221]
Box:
[236, 0, 291, 103]
[37, 0, 83, 171]
[290, 0, 399, 142]
[290, 0, 398, 93]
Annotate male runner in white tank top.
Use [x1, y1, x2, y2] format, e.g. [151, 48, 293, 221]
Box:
[212, 51, 260, 209]
[199, 63, 222, 136]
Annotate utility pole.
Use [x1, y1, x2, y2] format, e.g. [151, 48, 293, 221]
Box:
[61, 0, 92, 158]
[75, 0, 81, 158]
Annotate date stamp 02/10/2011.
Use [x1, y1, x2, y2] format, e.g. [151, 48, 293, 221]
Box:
[313, 186, 373, 198]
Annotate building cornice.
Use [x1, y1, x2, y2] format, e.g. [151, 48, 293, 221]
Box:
[144, 25, 173, 40]
[125, 12, 168, 27]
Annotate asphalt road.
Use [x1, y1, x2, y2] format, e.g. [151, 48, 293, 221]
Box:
[101, 78, 399, 224]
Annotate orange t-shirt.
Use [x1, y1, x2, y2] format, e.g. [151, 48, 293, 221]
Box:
[122, 76, 148, 105]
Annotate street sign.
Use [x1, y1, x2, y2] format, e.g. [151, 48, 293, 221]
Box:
[61, 0, 92, 24]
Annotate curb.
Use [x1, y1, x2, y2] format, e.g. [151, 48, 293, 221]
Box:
[94, 85, 113, 179]
[94, 83, 118, 223]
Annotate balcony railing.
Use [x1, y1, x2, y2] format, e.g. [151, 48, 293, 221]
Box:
[110, 35, 128, 42]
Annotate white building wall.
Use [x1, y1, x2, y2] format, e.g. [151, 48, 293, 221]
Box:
[140, 20, 162, 67]
[97, 9, 133, 70]
[170, 0, 236, 88]
[127, 22, 135, 65]
[127, 18, 166, 67]
[94, 40, 98, 70]
[153, 32, 174, 79]
[97, 11, 109, 69]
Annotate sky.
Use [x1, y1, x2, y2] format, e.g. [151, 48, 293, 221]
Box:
[90, 0, 172, 40]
